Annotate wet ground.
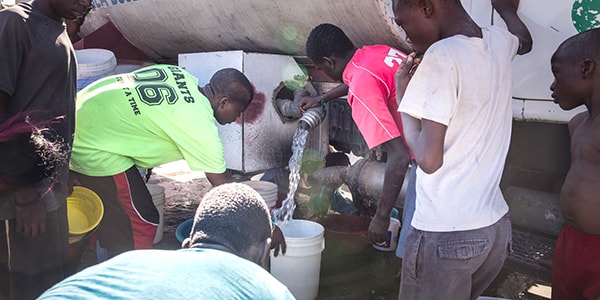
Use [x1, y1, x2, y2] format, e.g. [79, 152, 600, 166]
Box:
[77, 160, 554, 299]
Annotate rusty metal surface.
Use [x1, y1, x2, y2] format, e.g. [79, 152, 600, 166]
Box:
[83, 0, 409, 61]
[178, 51, 305, 173]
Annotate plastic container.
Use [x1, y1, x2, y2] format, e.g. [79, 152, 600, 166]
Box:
[75, 48, 117, 91]
[317, 214, 370, 257]
[175, 218, 194, 243]
[240, 180, 278, 210]
[67, 186, 104, 244]
[147, 184, 165, 244]
[372, 217, 401, 252]
[270, 219, 324, 300]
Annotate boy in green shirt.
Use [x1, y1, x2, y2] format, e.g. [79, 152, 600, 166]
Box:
[70, 65, 253, 261]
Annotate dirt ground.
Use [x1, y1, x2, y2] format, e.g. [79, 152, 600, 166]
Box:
[76, 160, 553, 300]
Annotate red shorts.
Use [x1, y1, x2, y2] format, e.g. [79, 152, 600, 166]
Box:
[72, 166, 158, 255]
[551, 224, 600, 300]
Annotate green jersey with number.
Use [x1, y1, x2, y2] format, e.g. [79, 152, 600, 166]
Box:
[70, 64, 226, 176]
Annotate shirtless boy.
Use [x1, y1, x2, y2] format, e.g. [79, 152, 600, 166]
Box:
[550, 27, 600, 300]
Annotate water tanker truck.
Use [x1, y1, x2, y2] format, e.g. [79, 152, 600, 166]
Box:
[11, 0, 597, 284]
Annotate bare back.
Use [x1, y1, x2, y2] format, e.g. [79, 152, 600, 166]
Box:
[560, 112, 600, 235]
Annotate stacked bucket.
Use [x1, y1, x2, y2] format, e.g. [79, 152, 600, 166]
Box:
[240, 180, 278, 211]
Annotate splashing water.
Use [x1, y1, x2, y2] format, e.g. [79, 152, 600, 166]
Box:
[273, 108, 325, 222]
[272, 126, 310, 222]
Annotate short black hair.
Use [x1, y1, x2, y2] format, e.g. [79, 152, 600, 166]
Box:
[558, 27, 600, 62]
[186, 183, 272, 255]
[210, 68, 254, 105]
[0, 112, 68, 186]
[305, 23, 355, 64]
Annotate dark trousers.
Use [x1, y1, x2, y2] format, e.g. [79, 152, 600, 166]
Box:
[0, 205, 69, 300]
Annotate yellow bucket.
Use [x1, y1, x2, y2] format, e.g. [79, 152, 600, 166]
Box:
[67, 186, 104, 244]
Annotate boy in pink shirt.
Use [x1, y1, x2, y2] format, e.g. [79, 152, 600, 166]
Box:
[300, 23, 415, 259]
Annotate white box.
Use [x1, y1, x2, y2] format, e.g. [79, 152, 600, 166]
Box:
[179, 50, 307, 173]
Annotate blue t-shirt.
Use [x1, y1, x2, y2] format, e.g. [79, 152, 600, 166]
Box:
[39, 248, 295, 300]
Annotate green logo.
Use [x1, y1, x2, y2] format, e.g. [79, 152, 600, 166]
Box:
[572, 0, 600, 32]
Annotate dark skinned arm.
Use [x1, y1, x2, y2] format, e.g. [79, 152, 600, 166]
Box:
[205, 171, 234, 187]
[401, 114, 447, 174]
[298, 83, 349, 112]
[0, 91, 48, 236]
[396, 53, 446, 174]
[368, 137, 411, 243]
[492, 0, 533, 55]
[14, 184, 47, 237]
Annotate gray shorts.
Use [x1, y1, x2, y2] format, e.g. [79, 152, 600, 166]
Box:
[399, 214, 512, 300]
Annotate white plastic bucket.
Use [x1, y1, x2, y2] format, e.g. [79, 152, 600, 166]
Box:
[147, 184, 165, 244]
[75, 48, 117, 91]
[240, 180, 278, 210]
[270, 219, 324, 300]
[372, 217, 400, 252]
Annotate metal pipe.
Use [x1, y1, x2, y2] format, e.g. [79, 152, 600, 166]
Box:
[312, 159, 565, 240]
[274, 87, 318, 121]
[275, 98, 303, 119]
[298, 108, 326, 131]
[274, 85, 326, 130]
[309, 158, 410, 209]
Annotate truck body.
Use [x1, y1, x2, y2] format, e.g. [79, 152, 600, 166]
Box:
[14, 0, 597, 282]
[78, 0, 598, 233]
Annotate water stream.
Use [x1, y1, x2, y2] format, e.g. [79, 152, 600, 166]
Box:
[272, 107, 325, 223]
[272, 126, 310, 222]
